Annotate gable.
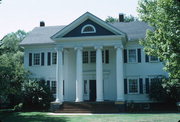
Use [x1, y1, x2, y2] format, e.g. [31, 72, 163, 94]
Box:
[51, 12, 125, 40]
[63, 19, 115, 37]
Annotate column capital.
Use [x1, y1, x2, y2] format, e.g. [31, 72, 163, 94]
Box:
[55, 46, 63, 52]
[74, 46, 83, 51]
[94, 45, 103, 50]
[114, 45, 123, 49]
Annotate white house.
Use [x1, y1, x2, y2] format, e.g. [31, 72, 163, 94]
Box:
[20, 12, 167, 104]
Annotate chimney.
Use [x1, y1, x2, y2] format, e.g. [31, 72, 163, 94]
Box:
[40, 21, 45, 27]
[119, 13, 124, 22]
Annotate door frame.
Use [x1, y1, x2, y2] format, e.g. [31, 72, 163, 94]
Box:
[83, 79, 97, 101]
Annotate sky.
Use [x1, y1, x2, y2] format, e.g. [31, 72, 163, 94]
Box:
[0, 0, 139, 39]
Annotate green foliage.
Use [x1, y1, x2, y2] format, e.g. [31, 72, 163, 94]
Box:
[105, 16, 119, 23]
[0, 30, 28, 108]
[22, 80, 54, 110]
[14, 103, 23, 112]
[138, 0, 180, 79]
[0, 30, 27, 54]
[105, 15, 139, 23]
[149, 78, 180, 102]
[149, 78, 168, 101]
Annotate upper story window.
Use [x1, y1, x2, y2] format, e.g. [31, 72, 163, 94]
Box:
[52, 52, 57, 65]
[81, 24, 96, 34]
[90, 51, 96, 63]
[33, 53, 40, 65]
[83, 50, 109, 64]
[83, 51, 89, 63]
[149, 56, 158, 62]
[128, 49, 137, 63]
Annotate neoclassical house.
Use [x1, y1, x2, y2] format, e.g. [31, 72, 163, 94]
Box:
[20, 12, 167, 104]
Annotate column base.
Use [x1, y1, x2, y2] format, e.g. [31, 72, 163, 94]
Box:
[55, 99, 60, 103]
[50, 101, 62, 112]
[75, 98, 83, 102]
[116, 98, 125, 102]
[96, 98, 104, 102]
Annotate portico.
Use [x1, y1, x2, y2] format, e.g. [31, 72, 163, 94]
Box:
[55, 44, 125, 103]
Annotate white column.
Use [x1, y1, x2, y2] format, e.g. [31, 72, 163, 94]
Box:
[115, 45, 124, 101]
[55, 47, 63, 102]
[95, 46, 103, 102]
[75, 47, 83, 102]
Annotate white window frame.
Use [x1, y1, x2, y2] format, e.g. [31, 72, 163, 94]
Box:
[84, 80, 88, 95]
[90, 51, 96, 63]
[102, 49, 109, 64]
[33, 53, 41, 66]
[127, 49, 137, 63]
[83, 51, 89, 64]
[51, 81, 56, 94]
[81, 24, 96, 34]
[149, 56, 159, 62]
[127, 78, 139, 94]
[52, 52, 57, 65]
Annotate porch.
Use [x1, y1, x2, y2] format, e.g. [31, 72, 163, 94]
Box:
[55, 45, 124, 103]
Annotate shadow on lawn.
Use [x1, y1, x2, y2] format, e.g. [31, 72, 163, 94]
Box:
[0, 112, 69, 122]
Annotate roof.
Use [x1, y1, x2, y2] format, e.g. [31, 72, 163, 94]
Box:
[111, 21, 152, 41]
[20, 21, 152, 45]
[20, 26, 65, 45]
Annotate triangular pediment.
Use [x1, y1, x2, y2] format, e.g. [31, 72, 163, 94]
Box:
[51, 12, 125, 40]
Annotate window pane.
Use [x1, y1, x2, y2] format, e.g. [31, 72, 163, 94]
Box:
[82, 24, 96, 33]
[105, 50, 109, 64]
[83, 51, 88, 63]
[128, 49, 136, 63]
[129, 79, 138, 93]
[51, 81, 56, 94]
[52, 52, 57, 64]
[150, 56, 158, 62]
[84, 26, 94, 32]
[84, 80, 88, 94]
[34, 53, 40, 65]
[102, 51, 104, 63]
[90, 51, 96, 63]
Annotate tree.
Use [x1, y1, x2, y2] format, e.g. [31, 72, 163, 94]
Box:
[0, 30, 28, 107]
[138, 0, 180, 79]
[105, 15, 139, 23]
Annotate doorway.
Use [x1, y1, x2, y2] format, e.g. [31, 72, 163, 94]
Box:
[89, 80, 96, 101]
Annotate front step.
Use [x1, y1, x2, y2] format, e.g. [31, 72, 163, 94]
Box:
[55, 102, 121, 113]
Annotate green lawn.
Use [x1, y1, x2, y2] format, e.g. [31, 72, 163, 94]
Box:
[0, 112, 180, 122]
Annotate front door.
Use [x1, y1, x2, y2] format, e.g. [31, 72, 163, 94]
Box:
[89, 80, 96, 101]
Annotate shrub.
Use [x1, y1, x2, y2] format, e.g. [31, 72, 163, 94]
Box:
[149, 78, 167, 101]
[22, 80, 54, 110]
[149, 78, 180, 103]
[14, 103, 23, 112]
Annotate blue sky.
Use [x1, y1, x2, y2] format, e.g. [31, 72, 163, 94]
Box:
[0, 0, 139, 39]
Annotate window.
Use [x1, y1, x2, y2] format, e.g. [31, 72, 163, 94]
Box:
[128, 49, 137, 63]
[102, 50, 109, 64]
[102, 51, 104, 63]
[105, 50, 109, 64]
[33, 53, 40, 65]
[52, 52, 57, 64]
[84, 80, 88, 95]
[81, 24, 96, 34]
[128, 79, 139, 94]
[149, 56, 158, 62]
[90, 51, 96, 63]
[83, 51, 88, 63]
[51, 81, 56, 94]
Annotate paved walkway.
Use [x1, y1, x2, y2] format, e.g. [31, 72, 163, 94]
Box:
[48, 113, 125, 115]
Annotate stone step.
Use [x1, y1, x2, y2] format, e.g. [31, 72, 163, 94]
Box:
[55, 102, 120, 113]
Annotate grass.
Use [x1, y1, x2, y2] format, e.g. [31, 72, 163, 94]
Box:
[0, 111, 180, 122]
